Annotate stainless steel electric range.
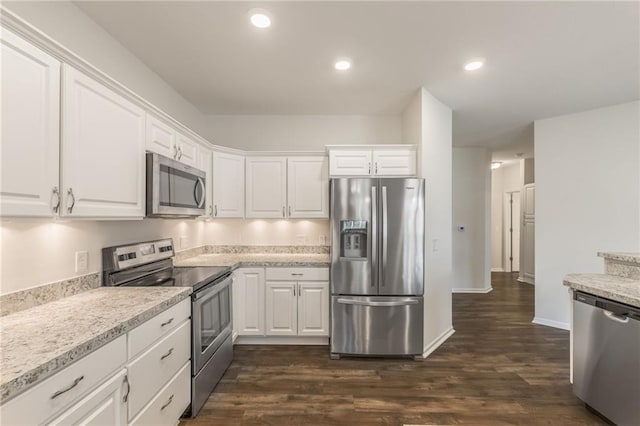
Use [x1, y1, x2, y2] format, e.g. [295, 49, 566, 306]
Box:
[102, 239, 232, 417]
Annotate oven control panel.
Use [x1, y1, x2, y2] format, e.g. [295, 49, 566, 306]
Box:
[103, 239, 175, 272]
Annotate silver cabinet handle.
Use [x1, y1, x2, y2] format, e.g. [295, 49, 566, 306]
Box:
[178, 146, 183, 160]
[51, 375, 84, 399]
[288, 206, 292, 216]
[67, 188, 76, 214]
[161, 394, 174, 411]
[122, 375, 130, 403]
[298, 283, 301, 296]
[282, 206, 285, 217]
[293, 285, 296, 296]
[375, 162, 378, 174]
[291, 273, 304, 276]
[52, 186, 60, 213]
[368, 162, 371, 174]
[160, 347, 174, 360]
[160, 317, 174, 327]
[173, 145, 179, 159]
[604, 310, 629, 324]
[209, 205, 213, 215]
[214, 205, 218, 216]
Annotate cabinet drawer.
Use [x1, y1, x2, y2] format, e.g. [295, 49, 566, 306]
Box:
[128, 299, 190, 359]
[127, 320, 190, 420]
[1, 335, 126, 426]
[266, 267, 329, 281]
[130, 362, 190, 426]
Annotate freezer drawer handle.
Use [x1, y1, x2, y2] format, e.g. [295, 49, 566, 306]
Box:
[603, 310, 629, 324]
[336, 298, 418, 307]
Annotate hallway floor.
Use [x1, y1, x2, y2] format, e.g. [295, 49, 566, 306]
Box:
[183, 273, 605, 425]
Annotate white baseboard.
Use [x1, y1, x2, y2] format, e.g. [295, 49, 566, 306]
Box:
[532, 317, 570, 331]
[235, 336, 329, 345]
[421, 327, 455, 359]
[491, 268, 505, 272]
[452, 287, 493, 294]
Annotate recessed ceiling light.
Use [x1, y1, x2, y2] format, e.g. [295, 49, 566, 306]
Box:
[464, 59, 484, 71]
[249, 9, 271, 28]
[334, 59, 352, 71]
[491, 162, 502, 170]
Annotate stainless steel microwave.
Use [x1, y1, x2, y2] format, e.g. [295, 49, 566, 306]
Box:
[146, 152, 206, 217]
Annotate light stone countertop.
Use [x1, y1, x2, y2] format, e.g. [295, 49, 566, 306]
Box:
[174, 252, 331, 268]
[563, 273, 640, 307]
[597, 252, 640, 264]
[0, 286, 191, 403]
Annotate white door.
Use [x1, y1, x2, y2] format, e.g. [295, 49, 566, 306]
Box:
[245, 157, 287, 218]
[48, 369, 127, 426]
[198, 147, 213, 217]
[61, 65, 145, 218]
[236, 268, 265, 336]
[175, 132, 198, 167]
[212, 151, 245, 218]
[329, 150, 372, 176]
[297, 281, 330, 336]
[523, 220, 535, 283]
[265, 282, 297, 336]
[372, 149, 416, 176]
[503, 191, 521, 272]
[146, 114, 175, 159]
[523, 184, 535, 218]
[0, 29, 61, 217]
[287, 156, 329, 218]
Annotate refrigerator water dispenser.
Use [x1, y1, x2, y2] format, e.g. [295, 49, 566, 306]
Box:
[340, 220, 367, 259]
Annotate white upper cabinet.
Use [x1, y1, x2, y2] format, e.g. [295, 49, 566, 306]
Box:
[61, 65, 146, 218]
[198, 146, 213, 217]
[245, 156, 287, 219]
[146, 114, 175, 159]
[0, 29, 61, 217]
[212, 151, 245, 218]
[329, 150, 373, 176]
[287, 156, 329, 219]
[328, 146, 416, 176]
[175, 132, 198, 167]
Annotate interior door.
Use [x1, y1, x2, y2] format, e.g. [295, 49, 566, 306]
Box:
[330, 178, 377, 295]
[378, 178, 425, 296]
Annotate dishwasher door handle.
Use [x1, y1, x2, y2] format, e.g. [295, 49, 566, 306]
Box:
[604, 310, 630, 324]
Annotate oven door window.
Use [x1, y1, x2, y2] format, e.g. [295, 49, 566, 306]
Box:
[198, 286, 231, 353]
[159, 165, 203, 209]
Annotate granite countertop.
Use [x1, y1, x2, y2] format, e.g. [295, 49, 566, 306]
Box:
[0, 286, 191, 403]
[563, 273, 640, 307]
[598, 252, 640, 264]
[174, 252, 331, 268]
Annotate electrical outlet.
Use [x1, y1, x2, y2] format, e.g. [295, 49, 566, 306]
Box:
[75, 251, 88, 273]
[432, 238, 440, 252]
[180, 236, 189, 249]
[319, 235, 328, 245]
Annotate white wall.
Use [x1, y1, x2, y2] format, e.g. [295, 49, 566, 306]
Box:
[0, 219, 329, 295]
[453, 148, 491, 292]
[535, 101, 640, 329]
[490, 162, 522, 271]
[206, 115, 402, 151]
[3, 1, 208, 136]
[403, 88, 453, 356]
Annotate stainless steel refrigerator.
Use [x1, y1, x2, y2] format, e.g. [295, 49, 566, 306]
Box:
[330, 177, 425, 358]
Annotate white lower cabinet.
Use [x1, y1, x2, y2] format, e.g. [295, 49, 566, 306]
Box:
[0, 299, 191, 426]
[48, 369, 128, 426]
[235, 267, 330, 341]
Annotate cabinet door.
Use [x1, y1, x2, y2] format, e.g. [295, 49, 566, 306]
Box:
[297, 281, 330, 336]
[265, 282, 297, 336]
[198, 147, 213, 217]
[236, 268, 265, 336]
[522, 220, 535, 283]
[287, 156, 329, 218]
[175, 132, 198, 167]
[48, 369, 127, 426]
[245, 157, 287, 218]
[232, 271, 241, 342]
[212, 151, 245, 218]
[523, 184, 535, 218]
[146, 114, 176, 159]
[329, 150, 372, 176]
[1, 29, 60, 217]
[61, 65, 145, 218]
[372, 149, 416, 176]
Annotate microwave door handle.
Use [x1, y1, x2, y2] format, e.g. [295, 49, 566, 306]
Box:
[194, 177, 206, 208]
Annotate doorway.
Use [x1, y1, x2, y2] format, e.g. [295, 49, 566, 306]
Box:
[503, 191, 520, 272]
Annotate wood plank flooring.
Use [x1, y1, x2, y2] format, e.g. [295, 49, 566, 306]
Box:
[183, 273, 605, 425]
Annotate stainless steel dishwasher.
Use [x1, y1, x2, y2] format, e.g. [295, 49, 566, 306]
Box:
[573, 291, 640, 425]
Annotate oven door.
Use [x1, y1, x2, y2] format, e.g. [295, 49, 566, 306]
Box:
[192, 275, 232, 374]
[146, 152, 206, 217]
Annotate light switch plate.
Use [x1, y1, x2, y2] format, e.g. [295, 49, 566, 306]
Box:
[75, 251, 88, 273]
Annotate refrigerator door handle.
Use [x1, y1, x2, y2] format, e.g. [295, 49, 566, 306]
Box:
[336, 298, 419, 307]
[381, 186, 388, 287]
[371, 185, 377, 289]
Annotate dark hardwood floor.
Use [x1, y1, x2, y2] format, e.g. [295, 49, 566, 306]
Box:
[183, 273, 605, 425]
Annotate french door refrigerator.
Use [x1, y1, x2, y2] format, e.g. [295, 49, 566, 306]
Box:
[330, 177, 425, 358]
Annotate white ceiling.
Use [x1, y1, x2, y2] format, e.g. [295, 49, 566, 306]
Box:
[75, 1, 639, 150]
